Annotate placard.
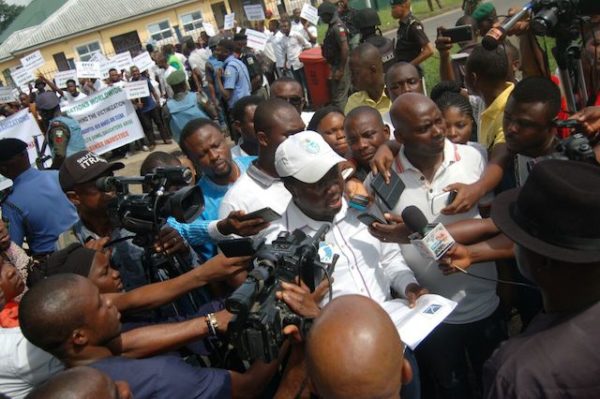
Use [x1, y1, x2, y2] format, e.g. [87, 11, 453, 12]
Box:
[123, 80, 150, 99]
[224, 13, 235, 30]
[132, 52, 155, 72]
[244, 4, 265, 21]
[54, 70, 78, 88]
[75, 61, 102, 79]
[10, 67, 34, 87]
[245, 29, 268, 52]
[111, 52, 134, 71]
[89, 51, 108, 63]
[300, 4, 319, 26]
[202, 22, 216, 37]
[62, 86, 144, 154]
[0, 87, 16, 104]
[20, 50, 45, 73]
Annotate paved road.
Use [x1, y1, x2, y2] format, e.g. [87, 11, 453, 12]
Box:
[384, 0, 523, 42]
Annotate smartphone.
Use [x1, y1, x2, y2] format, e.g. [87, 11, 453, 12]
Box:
[441, 25, 474, 43]
[370, 170, 405, 210]
[431, 191, 458, 214]
[239, 207, 281, 223]
[357, 203, 388, 226]
[218, 238, 257, 257]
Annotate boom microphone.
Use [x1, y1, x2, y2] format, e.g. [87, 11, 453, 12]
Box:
[482, 2, 532, 50]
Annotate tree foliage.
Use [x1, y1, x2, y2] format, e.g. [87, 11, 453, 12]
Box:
[0, 1, 25, 35]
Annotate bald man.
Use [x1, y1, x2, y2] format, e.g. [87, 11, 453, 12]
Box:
[345, 43, 391, 115]
[307, 295, 413, 399]
[26, 367, 132, 399]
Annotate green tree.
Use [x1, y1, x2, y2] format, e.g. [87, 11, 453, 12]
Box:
[0, 1, 25, 34]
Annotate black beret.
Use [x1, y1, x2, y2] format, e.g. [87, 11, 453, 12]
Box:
[0, 138, 27, 162]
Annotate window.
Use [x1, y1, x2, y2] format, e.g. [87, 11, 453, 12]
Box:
[181, 11, 203, 32]
[75, 41, 102, 61]
[148, 20, 173, 41]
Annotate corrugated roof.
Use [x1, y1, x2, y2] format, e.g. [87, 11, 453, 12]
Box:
[0, 26, 37, 61]
[0, 0, 67, 43]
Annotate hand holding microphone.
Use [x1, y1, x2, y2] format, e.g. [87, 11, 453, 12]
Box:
[401, 206, 455, 260]
[482, 3, 533, 50]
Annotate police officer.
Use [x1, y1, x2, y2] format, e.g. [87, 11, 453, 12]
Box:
[35, 92, 86, 169]
[318, 1, 351, 109]
[336, 0, 360, 49]
[391, 0, 434, 68]
[355, 8, 395, 72]
[234, 31, 268, 99]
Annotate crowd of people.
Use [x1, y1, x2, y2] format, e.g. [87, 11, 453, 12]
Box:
[0, 1, 600, 398]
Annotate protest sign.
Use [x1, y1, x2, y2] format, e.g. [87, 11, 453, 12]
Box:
[123, 80, 150, 100]
[300, 4, 319, 26]
[245, 29, 268, 52]
[75, 61, 102, 79]
[0, 109, 47, 190]
[62, 86, 144, 155]
[224, 13, 235, 30]
[0, 87, 16, 104]
[11, 67, 34, 88]
[111, 52, 134, 71]
[132, 52, 155, 72]
[244, 4, 265, 21]
[54, 70, 78, 88]
[89, 52, 108, 63]
[202, 22, 216, 37]
[20, 50, 45, 73]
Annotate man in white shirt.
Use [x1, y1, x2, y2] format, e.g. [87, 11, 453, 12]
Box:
[279, 19, 312, 101]
[59, 79, 87, 106]
[368, 93, 506, 399]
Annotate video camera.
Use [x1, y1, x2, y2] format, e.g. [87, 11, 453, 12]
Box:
[96, 167, 203, 244]
[225, 224, 338, 363]
[553, 120, 598, 163]
[530, 0, 600, 38]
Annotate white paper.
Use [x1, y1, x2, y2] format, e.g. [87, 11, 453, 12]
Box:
[132, 52, 155, 72]
[89, 51, 108, 63]
[20, 50, 45, 73]
[224, 13, 235, 30]
[245, 29, 268, 52]
[111, 52, 134, 72]
[244, 4, 265, 21]
[123, 80, 150, 99]
[0, 87, 16, 104]
[202, 22, 216, 37]
[54, 70, 78, 88]
[75, 61, 102, 79]
[300, 4, 319, 26]
[382, 294, 457, 350]
[11, 67, 34, 87]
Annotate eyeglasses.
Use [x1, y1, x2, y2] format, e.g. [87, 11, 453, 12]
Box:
[277, 96, 304, 106]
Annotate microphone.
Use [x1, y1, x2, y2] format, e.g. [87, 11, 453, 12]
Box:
[401, 206, 455, 260]
[482, 2, 532, 51]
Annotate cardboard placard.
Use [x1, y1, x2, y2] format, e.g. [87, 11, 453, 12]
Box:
[300, 4, 319, 26]
[245, 29, 268, 52]
[20, 50, 45, 73]
[0, 87, 16, 104]
[111, 52, 134, 71]
[10, 67, 34, 87]
[224, 13, 235, 30]
[123, 80, 150, 99]
[75, 61, 102, 79]
[244, 4, 265, 21]
[202, 22, 217, 37]
[132, 52, 155, 72]
[54, 70, 78, 88]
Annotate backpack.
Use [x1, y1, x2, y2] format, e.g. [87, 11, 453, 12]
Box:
[167, 92, 209, 142]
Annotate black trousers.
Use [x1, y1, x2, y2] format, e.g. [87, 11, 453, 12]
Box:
[137, 106, 170, 145]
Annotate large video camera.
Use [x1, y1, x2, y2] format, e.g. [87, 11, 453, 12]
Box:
[530, 0, 600, 38]
[225, 225, 338, 363]
[96, 167, 203, 244]
[552, 120, 598, 163]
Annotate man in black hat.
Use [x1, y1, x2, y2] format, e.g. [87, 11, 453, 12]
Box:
[318, 1, 351, 109]
[35, 91, 86, 169]
[0, 138, 78, 257]
[484, 159, 600, 398]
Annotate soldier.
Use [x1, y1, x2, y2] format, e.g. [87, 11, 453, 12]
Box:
[355, 8, 395, 72]
[336, 0, 360, 48]
[318, 1, 351, 109]
[391, 0, 434, 69]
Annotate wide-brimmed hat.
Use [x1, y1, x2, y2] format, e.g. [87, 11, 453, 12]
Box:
[491, 159, 600, 263]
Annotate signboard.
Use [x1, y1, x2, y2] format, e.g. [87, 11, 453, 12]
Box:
[245, 29, 268, 52]
[123, 80, 150, 100]
[0, 109, 47, 190]
[0, 87, 17, 104]
[202, 22, 217, 37]
[54, 70, 78, 88]
[11, 68, 34, 88]
[132, 52, 155, 72]
[300, 4, 319, 26]
[111, 52, 134, 71]
[244, 4, 265, 21]
[20, 50, 45, 73]
[75, 61, 102, 79]
[224, 13, 235, 30]
[62, 86, 145, 154]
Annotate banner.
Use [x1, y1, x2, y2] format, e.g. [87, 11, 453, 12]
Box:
[54, 70, 78, 88]
[62, 86, 144, 155]
[123, 80, 150, 100]
[20, 50, 45, 73]
[224, 13, 235, 30]
[0, 109, 47, 190]
[132, 52, 155, 72]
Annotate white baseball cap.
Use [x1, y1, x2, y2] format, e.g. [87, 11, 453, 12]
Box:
[275, 130, 346, 184]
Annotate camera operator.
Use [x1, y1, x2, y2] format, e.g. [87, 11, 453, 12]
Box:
[55, 151, 196, 291]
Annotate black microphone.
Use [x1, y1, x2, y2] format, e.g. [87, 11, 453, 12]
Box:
[482, 2, 532, 50]
[401, 206, 455, 260]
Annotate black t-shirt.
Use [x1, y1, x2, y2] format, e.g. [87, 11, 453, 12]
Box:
[91, 355, 231, 398]
[394, 14, 429, 63]
[322, 18, 349, 67]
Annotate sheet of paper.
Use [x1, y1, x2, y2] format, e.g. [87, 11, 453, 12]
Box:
[54, 70, 78, 88]
[124, 80, 150, 99]
[300, 4, 319, 26]
[11, 67, 34, 87]
[245, 29, 268, 52]
[202, 22, 216, 37]
[0, 87, 16, 104]
[20, 50, 45, 73]
[75, 61, 102, 79]
[132, 52, 155, 72]
[111, 52, 134, 71]
[224, 13, 235, 30]
[244, 4, 265, 21]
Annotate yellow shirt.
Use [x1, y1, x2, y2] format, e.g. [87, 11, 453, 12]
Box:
[479, 82, 514, 151]
[344, 89, 391, 115]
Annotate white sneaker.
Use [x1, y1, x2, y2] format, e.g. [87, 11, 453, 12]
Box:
[142, 145, 150, 152]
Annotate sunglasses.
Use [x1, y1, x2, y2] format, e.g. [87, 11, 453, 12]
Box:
[277, 96, 304, 106]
